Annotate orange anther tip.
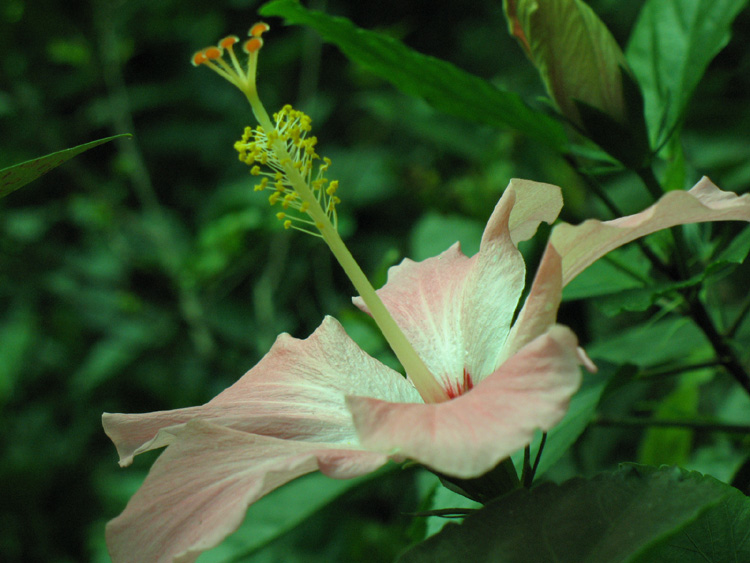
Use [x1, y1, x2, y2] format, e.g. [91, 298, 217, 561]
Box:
[191, 51, 207, 66]
[204, 46, 222, 59]
[244, 38, 264, 54]
[219, 35, 239, 49]
[249, 22, 270, 37]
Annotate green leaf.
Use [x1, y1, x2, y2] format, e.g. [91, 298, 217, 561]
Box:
[563, 245, 650, 301]
[632, 470, 750, 562]
[398, 465, 732, 563]
[512, 360, 626, 479]
[259, 0, 567, 150]
[197, 470, 383, 562]
[591, 225, 750, 316]
[504, 0, 634, 130]
[638, 376, 703, 467]
[0, 134, 131, 199]
[587, 317, 709, 367]
[410, 213, 484, 261]
[626, 0, 748, 148]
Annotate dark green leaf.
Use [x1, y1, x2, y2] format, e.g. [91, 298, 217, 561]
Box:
[632, 469, 750, 562]
[626, 0, 748, 147]
[592, 225, 750, 316]
[0, 134, 130, 199]
[587, 317, 709, 367]
[563, 246, 650, 301]
[198, 470, 385, 562]
[398, 465, 731, 563]
[259, 0, 567, 149]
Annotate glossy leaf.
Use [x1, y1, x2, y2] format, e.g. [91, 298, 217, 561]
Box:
[399, 465, 731, 563]
[626, 0, 748, 147]
[259, 0, 568, 149]
[0, 134, 130, 198]
[632, 469, 750, 562]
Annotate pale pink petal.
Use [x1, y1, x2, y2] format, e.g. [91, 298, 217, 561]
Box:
[499, 242, 563, 364]
[106, 420, 389, 563]
[346, 325, 582, 479]
[502, 178, 564, 245]
[502, 177, 750, 359]
[103, 316, 421, 466]
[353, 179, 562, 391]
[467, 179, 563, 380]
[555, 176, 750, 285]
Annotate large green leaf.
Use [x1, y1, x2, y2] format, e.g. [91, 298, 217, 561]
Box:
[259, 0, 567, 150]
[398, 465, 733, 563]
[0, 134, 130, 199]
[632, 470, 750, 562]
[626, 0, 748, 148]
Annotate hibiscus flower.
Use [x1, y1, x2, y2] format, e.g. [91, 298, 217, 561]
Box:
[103, 23, 750, 562]
[103, 175, 750, 562]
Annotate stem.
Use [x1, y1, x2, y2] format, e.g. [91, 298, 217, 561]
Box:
[636, 359, 722, 380]
[636, 166, 665, 202]
[727, 292, 750, 338]
[594, 416, 750, 434]
[687, 297, 750, 395]
[530, 433, 547, 481]
[251, 98, 448, 403]
[521, 445, 532, 488]
[521, 434, 547, 488]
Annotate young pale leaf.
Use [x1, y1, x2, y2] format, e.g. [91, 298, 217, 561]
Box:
[259, 0, 567, 150]
[0, 134, 130, 199]
[626, 0, 748, 148]
[398, 465, 732, 563]
[504, 0, 629, 128]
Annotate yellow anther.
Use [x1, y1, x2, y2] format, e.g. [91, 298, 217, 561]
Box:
[250, 165, 261, 175]
[276, 212, 286, 220]
[269, 192, 280, 205]
[326, 180, 339, 195]
[283, 220, 292, 229]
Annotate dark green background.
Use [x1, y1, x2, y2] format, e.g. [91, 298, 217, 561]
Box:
[1, 0, 749, 561]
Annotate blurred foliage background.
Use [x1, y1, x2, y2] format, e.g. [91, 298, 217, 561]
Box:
[1, 0, 749, 561]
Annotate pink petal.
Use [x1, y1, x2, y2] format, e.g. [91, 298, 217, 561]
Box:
[353, 179, 562, 390]
[505, 177, 750, 358]
[346, 325, 582, 479]
[106, 420, 389, 563]
[103, 316, 421, 466]
[500, 243, 563, 363]
[555, 176, 750, 285]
